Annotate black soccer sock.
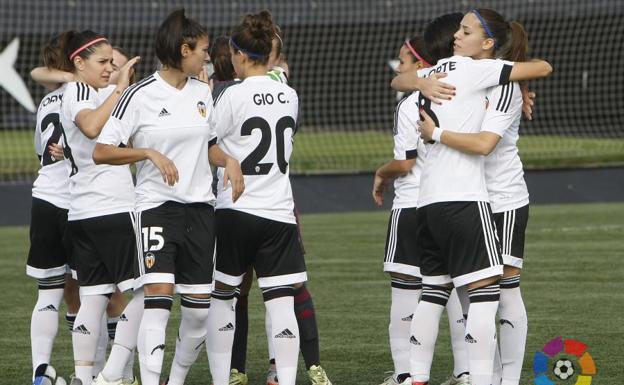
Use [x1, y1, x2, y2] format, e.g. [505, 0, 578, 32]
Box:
[294, 284, 320, 369]
[230, 292, 249, 372]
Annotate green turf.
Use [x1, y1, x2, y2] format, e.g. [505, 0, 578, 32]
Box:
[2, 129, 624, 179]
[1, 203, 623, 384]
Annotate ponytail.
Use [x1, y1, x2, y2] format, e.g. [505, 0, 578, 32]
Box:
[502, 21, 528, 62]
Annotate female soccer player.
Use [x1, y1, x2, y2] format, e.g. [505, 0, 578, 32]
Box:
[419, 9, 534, 385]
[34, 42, 141, 385]
[92, 9, 243, 385]
[371, 35, 434, 385]
[390, 11, 551, 385]
[27, 31, 77, 384]
[208, 10, 305, 385]
[212, 26, 330, 385]
[58, 29, 139, 385]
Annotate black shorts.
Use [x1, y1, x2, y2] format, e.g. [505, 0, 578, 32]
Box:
[417, 201, 503, 287]
[215, 209, 307, 288]
[135, 202, 215, 294]
[383, 207, 421, 277]
[27, 197, 72, 279]
[493, 204, 529, 268]
[69, 212, 136, 295]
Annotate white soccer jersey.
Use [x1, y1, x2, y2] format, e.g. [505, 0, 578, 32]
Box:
[60, 82, 134, 220]
[214, 75, 299, 224]
[392, 92, 427, 210]
[416, 56, 513, 207]
[98, 72, 217, 212]
[482, 82, 529, 213]
[32, 85, 71, 209]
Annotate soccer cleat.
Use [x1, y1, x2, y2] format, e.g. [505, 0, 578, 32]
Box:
[307, 365, 332, 385]
[266, 367, 279, 385]
[439, 373, 470, 385]
[379, 373, 410, 385]
[68, 376, 83, 385]
[229, 369, 249, 385]
[92, 373, 122, 385]
[121, 377, 139, 385]
[33, 364, 57, 385]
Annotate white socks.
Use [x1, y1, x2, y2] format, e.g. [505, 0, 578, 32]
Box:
[466, 284, 501, 385]
[101, 289, 144, 382]
[409, 284, 451, 383]
[446, 288, 469, 377]
[206, 290, 236, 385]
[93, 314, 109, 376]
[264, 295, 300, 385]
[31, 286, 64, 375]
[168, 296, 210, 385]
[138, 295, 173, 385]
[498, 276, 527, 385]
[72, 294, 109, 385]
[389, 283, 421, 378]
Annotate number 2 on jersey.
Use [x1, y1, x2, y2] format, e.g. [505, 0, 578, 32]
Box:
[240, 115, 296, 175]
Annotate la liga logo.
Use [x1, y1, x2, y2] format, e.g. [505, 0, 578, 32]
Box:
[533, 336, 596, 385]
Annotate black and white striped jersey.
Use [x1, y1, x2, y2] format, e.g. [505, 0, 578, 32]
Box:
[32, 84, 71, 209]
[60, 82, 134, 220]
[482, 82, 529, 213]
[98, 72, 217, 212]
[391, 92, 427, 210]
[214, 75, 299, 224]
[416, 56, 513, 207]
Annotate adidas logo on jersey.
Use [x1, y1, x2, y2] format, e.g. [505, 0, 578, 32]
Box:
[218, 322, 234, 332]
[73, 324, 90, 335]
[465, 333, 477, 343]
[158, 108, 171, 117]
[499, 319, 515, 328]
[401, 314, 414, 321]
[38, 304, 57, 312]
[275, 328, 296, 339]
[119, 314, 128, 322]
[410, 335, 421, 345]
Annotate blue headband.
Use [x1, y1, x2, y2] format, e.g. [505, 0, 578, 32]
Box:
[471, 9, 499, 49]
[229, 37, 267, 60]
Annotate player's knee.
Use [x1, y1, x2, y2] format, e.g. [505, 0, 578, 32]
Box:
[37, 274, 65, 291]
[503, 265, 521, 278]
[180, 294, 211, 328]
[143, 282, 174, 297]
[262, 285, 294, 303]
[421, 284, 453, 306]
[467, 275, 500, 291]
[390, 274, 423, 290]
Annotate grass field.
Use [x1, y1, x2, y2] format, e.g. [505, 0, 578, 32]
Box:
[2, 129, 624, 179]
[1, 203, 623, 384]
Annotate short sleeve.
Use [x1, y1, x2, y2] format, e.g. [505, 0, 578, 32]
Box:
[97, 88, 141, 146]
[466, 58, 514, 90]
[213, 87, 235, 140]
[481, 82, 522, 137]
[393, 97, 420, 160]
[65, 82, 99, 122]
[34, 108, 43, 157]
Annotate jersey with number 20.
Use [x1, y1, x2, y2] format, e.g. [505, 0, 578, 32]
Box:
[214, 75, 299, 224]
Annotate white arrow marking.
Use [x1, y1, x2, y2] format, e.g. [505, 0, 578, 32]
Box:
[0, 38, 36, 112]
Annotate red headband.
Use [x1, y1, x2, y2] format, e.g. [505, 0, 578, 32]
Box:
[404, 39, 431, 67]
[69, 37, 108, 61]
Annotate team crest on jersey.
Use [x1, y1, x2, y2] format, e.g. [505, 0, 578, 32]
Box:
[197, 101, 206, 118]
[144, 252, 156, 269]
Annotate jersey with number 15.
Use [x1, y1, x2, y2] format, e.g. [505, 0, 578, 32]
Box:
[214, 75, 299, 224]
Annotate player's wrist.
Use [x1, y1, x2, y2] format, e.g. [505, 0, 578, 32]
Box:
[432, 126, 445, 142]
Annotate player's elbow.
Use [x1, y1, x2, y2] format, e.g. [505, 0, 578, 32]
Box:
[92, 144, 107, 164]
[533, 60, 553, 78]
